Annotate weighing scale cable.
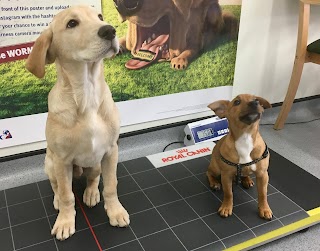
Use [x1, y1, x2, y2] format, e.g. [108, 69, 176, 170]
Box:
[163, 141, 184, 152]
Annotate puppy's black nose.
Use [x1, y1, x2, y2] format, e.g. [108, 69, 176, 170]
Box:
[98, 25, 116, 41]
[248, 99, 259, 108]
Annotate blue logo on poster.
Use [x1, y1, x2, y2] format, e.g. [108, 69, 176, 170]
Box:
[0, 130, 12, 140]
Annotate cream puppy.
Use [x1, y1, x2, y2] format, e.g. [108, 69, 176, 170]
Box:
[26, 5, 129, 240]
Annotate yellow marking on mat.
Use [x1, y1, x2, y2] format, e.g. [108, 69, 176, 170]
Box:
[307, 207, 320, 216]
[224, 211, 320, 251]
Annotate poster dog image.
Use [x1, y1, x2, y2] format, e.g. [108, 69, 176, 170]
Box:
[113, 0, 238, 70]
[26, 5, 129, 240]
[206, 94, 273, 220]
[0, 1, 241, 121]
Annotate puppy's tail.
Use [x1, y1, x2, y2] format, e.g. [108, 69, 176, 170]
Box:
[221, 11, 239, 40]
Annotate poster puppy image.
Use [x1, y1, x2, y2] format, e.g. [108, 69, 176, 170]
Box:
[114, 0, 239, 70]
[0, 0, 241, 123]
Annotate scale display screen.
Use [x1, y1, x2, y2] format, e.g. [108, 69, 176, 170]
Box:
[197, 128, 214, 139]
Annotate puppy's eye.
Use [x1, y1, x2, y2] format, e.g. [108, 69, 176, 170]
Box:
[66, 19, 78, 28]
[234, 100, 241, 106]
[98, 14, 104, 21]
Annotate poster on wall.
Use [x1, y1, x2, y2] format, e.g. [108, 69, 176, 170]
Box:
[0, 0, 242, 156]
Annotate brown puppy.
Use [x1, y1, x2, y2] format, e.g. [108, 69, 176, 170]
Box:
[207, 94, 273, 220]
[113, 0, 238, 70]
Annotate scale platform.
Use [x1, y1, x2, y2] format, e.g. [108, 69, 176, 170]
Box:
[1, 142, 320, 251]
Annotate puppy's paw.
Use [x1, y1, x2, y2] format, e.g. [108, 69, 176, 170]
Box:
[241, 176, 254, 189]
[171, 57, 188, 70]
[83, 187, 100, 207]
[53, 195, 60, 211]
[105, 201, 130, 227]
[51, 210, 76, 240]
[206, 171, 221, 190]
[259, 205, 273, 220]
[211, 183, 221, 191]
[218, 203, 233, 217]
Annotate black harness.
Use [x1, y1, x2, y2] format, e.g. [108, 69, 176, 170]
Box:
[219, 144, 269, 185]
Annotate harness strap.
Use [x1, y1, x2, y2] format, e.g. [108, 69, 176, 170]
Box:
[220, 144, 269, 184]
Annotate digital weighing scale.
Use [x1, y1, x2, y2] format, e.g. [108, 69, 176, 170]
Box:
[1, 142, 320, 251]
[184, 117, 229, 146]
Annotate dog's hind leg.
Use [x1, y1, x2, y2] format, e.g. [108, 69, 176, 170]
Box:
[206, 2, 224, 33]
[241, 176, 254, 189]
[221, 12, 239, 39]
[83, 166, 101, 207]
[45, 149, 60, 211]
[203, 2, 238, 46]
[206, 170, 221, 190]
[73, 165, 83, 178]
[207, 157, 222, 190]
[101, 144, 130, 227]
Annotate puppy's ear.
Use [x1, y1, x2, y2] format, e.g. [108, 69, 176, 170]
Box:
[256, 96, 272, 109]
[26, 27, 55, 78]
[172, 0, 193, 20]
[208, 100, 230, 118]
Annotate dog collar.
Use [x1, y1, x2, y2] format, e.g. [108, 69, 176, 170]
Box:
[132, 49, 156, 62]
[219, 144, 269, 185]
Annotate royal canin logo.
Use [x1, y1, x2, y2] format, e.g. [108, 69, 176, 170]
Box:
[176, 149, 188, 153]
[162, 147, 211, 163]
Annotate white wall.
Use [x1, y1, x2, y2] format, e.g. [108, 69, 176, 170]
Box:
[233, 0, 320, 103]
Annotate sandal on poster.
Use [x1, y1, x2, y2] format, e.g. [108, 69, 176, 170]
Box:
[125, 34, 169, 70]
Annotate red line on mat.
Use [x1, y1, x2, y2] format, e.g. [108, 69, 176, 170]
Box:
[74, 193, 103, 251]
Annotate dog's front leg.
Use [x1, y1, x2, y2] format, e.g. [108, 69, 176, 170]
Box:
[51, 158, 75, 240]
[101, 144, 130, 227]
[170, 49, 194, 70]
[169, 16, 189, 70]
[83, 166, 101, 207]
[219, 172, 234, 217]
[256, 171, 273, 220]
[45, 152, 60, 211]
